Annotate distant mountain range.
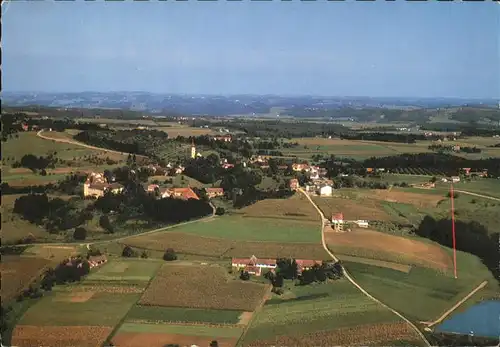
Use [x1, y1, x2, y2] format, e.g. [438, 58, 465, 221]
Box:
[2, 92, 498, 117]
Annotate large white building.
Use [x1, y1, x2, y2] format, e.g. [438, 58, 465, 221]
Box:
[319, 185, 333, 196]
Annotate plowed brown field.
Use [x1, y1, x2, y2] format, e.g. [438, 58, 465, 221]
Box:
[123, 232, 330, 260]
[12, 325, 113, 347]
[326, 228, 451, 270]
[139, 264, 268, 311]
[237, 194, 319, 222]
[112, 332, 236, 347]
[245, 321, 420, 346]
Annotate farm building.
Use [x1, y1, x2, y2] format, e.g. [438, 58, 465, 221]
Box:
[159, 187, 200, 200]
[205, 187, 224, 198]
[88, 255, 107, 269]
[232, 256, 325, 276]
[232, 255, 277, 276]
[331, 212, 344, 232]
[319, 185, 333, 196]
[451, 176, 461, 183]
[289, 178, 299, 190]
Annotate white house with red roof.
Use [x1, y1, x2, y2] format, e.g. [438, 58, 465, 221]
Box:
[331, 212, 344, 232]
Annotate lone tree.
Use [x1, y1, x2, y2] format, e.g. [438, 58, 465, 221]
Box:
[73, 227, 87, 241]
[163, 248, 178, 261]
[210, 340, 219, 347]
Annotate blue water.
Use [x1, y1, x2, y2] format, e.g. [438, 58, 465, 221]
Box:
[435, 300, 500, 338]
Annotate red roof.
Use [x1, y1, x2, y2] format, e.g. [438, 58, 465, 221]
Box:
[332, 212, 344, 220]
[171, 188, 199, 200]
[206, 188, 223, 193]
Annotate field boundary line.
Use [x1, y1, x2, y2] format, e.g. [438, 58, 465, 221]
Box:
[426, 280, 488, 328]
[235, 285, 273, 347]
[298, 188, 432, 347]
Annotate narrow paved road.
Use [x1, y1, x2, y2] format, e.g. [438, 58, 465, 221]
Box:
[36, 130, 147, 159]
[298, 188, 432, 347]
[425, 280, 488, 328]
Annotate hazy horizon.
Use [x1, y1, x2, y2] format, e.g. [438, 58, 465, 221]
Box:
[3, 1, 499, 99]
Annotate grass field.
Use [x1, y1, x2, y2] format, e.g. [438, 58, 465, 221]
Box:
[19, 291, 141, 326]
[164, 215, 319, 243]
[243, 279, 407, 345]
[85, 258, 162, 285]
[452, 179, 500, 199]
[111, 322, 242, 347]
[139, 264, 268, 311]
[344, 249, 497, 322]
[126, 305, 243, 325]
[123, 231, 330, 259]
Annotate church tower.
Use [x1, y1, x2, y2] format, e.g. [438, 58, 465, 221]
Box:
[191, 139, 196, 159]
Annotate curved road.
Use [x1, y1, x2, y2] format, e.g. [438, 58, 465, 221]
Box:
[298, 188, 432, 347]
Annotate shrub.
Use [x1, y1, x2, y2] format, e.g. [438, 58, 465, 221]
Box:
[140, 250, 149, 259]
[73, 227, 87, 240]
[240, 271, 250, 281]
[122, 246, 137, 258]
[215, 207, 225, 216]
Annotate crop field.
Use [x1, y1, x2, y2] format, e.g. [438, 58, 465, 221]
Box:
[236, 194, 319, 222]
[123, 232, 330, 259]
[325, 228, 452, 270]
[0, 256, 51, 301]
[126, 305, 243, 325]
[344, 251, 497, 322]
[85, 258, 162, 284]
[19, 291, 141, 326]
[312, 196, 391, 221]
[246, 321, 421, 347]
[111, 322, 242, 347]
[12, 325, 113, 347]
[139, 264, 268, 311]
[164, 215, 319, 243]
[243, 279, 401, 343]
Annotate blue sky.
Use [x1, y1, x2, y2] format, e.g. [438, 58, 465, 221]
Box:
[2, 0, 499, 98]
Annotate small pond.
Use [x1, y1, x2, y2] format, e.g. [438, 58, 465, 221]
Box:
[435, 300, 500, 338]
